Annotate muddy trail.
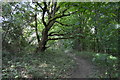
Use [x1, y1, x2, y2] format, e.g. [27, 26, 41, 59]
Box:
[65, 51, 100, 78]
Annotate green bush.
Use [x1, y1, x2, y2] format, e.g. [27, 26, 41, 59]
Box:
[92, 53, 118, 78]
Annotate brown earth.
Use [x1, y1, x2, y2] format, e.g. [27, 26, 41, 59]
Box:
[65, 50, 100, 78]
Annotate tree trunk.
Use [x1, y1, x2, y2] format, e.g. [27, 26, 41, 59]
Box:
[35, 14, 40, 43]
[37, 29, 48, 52]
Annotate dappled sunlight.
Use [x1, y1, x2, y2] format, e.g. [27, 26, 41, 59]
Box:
[39, 63, 48, 68]
[109, 55, 117, 60]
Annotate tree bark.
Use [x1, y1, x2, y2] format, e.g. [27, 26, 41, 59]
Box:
[37, 20, 55, 52]
[37, 28, 48, 52]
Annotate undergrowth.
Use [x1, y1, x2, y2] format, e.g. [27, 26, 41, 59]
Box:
[74, 50, 119, 78]
[2, 49, 75, 78]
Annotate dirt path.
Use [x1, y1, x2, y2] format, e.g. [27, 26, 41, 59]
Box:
[65, 50, 99, 78]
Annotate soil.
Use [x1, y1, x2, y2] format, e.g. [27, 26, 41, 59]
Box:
[65, 50, 100, 78]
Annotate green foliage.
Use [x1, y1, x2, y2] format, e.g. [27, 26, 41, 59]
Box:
[74, 50, 119, 78]
[92, 53, 118, 78]
[2, 49, 75, 78]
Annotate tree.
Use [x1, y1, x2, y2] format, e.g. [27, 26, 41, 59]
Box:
[33, 2, 81, 52]
[2, 2, 34, 53]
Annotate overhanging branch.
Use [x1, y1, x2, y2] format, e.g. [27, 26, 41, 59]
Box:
[47, 10, 78, 26]
[48, 33, 85, 40]
[48, 36, 74, 40]
[53, 11, 77, 20]
[48, 33, 65, 36]
[55, 21, 74, 26]
[48, 30, 62, 35]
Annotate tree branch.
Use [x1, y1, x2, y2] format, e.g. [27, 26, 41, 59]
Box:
[48, 31, 85, 40]
[43, 2, 47, 9]
[55, 21, 74, 26]
[48, 30, 62, 35]
[47, 10, 78, 26]
[35, 12, 40, 43]
[48, 36, 75, 40]
[42, 2, 48, 27]
[36, 2, 43, 10]
[55, 5, 60, 13]
[42, 10, 47, 26]
[36, 2, 47, 27]
[48, 33, 65, 36]
[52, 2, 57, 16]
[62, 9, 68, 14]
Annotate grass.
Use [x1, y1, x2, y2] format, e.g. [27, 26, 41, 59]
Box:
[2, 49, 75, 78]
[74, 50, 96, 60]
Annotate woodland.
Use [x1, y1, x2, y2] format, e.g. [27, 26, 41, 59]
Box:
[2, 1, 120, 78]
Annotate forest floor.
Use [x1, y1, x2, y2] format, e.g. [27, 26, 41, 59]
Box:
[65, 50, 100, 78]
[3, 49, 118, 78]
